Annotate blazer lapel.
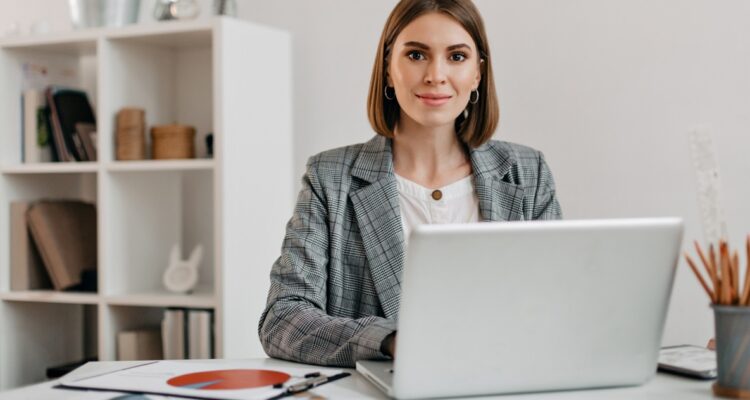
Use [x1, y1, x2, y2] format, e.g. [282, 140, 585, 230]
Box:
[350, 136, 404, 319]
[470, 142, 525, 222]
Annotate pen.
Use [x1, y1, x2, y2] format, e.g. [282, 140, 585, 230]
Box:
[266, 372, 351, 400]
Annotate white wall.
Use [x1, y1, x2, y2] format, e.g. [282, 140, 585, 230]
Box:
[4, 0, 749, 348]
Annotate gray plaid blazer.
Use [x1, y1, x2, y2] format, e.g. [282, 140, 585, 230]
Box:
[259, 135, 562, 367]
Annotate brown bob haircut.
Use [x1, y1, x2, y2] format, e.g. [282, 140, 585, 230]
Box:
[367, 0, 499, 148]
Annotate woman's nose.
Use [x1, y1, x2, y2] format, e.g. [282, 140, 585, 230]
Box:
[424, 59, 447, 85]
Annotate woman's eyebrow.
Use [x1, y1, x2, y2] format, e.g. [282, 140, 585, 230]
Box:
[447, 43, 472, 52]
[403, 41, 430, 50]
[402, 41, 473, 52]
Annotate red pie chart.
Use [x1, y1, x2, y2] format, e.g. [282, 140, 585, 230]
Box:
[167, 369, 291, 390]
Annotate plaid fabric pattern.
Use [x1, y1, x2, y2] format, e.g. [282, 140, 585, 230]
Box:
[259, 135, 562, 367]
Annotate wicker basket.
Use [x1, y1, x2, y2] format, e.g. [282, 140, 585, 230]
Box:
[150, 124, 196, 160]
[115, 108, 146, 160]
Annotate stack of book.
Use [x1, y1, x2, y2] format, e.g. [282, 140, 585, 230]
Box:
[21, 86, 97, 163]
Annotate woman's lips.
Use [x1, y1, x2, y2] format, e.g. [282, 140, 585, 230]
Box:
[416, 94, 451, 106]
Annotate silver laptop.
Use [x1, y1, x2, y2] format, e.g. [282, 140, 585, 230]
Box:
[357, 218, 683, 399]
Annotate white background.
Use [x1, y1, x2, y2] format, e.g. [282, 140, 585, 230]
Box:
[3, 0, 750, 349]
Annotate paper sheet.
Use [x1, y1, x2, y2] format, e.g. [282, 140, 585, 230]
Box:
[59, 360, 344, 400]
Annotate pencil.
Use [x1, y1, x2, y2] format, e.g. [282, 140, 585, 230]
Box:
[710, 244, 722, 304]
[695, 241, 718, 303]
[742, 235, 750, 306]
[685, 253, 715, 301]
[719, 240, 732, 305]
[732, 250, 740, 304]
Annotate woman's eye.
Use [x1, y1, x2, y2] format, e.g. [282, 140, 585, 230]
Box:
[451, 53, 467, 62]
[408, 50, 425, 61]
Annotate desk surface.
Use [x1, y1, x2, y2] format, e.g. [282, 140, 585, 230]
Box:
[1, 358, 716, 399]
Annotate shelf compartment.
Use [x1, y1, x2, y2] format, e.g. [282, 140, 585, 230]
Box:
[103, 169, 213, 296]
[0, 290, 99, 304]
[0, 302, 97, 387]
[0, 41, 98, 166]
[101, 30, 213, 163]
[101, 305, 167, 361]
[0, 173, 98, 294]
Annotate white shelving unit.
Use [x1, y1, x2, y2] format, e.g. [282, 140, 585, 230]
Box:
[0, 18, 293, 390]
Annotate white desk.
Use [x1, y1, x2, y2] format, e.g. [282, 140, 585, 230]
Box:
[0, 358, 716, 399]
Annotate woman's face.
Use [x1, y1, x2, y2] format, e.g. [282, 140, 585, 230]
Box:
[387, 12, 481, 131]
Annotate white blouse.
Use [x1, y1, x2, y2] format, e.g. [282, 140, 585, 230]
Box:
[395, 173, 480, 245]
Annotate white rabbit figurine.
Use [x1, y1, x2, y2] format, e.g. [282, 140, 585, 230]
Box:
[163, 243, 203, 293]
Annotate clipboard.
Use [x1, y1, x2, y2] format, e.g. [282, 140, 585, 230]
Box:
[56, 360, 347, 400]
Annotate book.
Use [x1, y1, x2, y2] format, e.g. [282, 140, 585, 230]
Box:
[45, 87, 73, 162]
[117, 329, 163, 361]
[41, 106, 61, 162]
[188, 309, 214, 359]
[45, 86, 97, 162]
[22, 89, 53, 163]
[26, 200, 97, 290]
[161, 308, 187, 360]
[10, 202, 52, 290]
[75, 122, 97, 161]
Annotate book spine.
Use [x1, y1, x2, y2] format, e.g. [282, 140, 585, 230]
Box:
[45, 87, 71, 162]
[23, 90, 49, 164]
[10, 202, 30, 290]
[117, 331, 138, 361]
[10, 202, 51, 290]
[162, 308, 186, 360]
[188, 309, 213, 359]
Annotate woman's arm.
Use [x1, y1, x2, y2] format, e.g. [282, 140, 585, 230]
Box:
[532, 151, 562, 220]
[258, 158, 396, 367]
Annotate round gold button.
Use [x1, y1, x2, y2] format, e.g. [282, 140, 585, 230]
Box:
[431, 190, 443, 201]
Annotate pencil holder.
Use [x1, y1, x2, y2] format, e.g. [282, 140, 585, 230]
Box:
[713, 305, 750, 398]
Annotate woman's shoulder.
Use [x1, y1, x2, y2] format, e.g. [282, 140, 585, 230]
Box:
[305, 142, 366, 172]
[475, 139, 547, 172]
[482, 139, 543, 159]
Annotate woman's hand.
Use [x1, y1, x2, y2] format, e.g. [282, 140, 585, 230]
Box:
[382, 332, 398, 358]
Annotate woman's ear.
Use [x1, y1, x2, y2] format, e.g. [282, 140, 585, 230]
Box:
[473, 60, 483, 88]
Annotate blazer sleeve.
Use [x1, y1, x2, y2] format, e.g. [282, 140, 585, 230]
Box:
[532, 151, 563, 220]
[258, 157, 397, 367]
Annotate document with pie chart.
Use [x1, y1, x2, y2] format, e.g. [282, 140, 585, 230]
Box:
[59, 360, 344, 400]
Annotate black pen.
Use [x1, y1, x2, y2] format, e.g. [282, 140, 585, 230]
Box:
[266, 372, 351, 400]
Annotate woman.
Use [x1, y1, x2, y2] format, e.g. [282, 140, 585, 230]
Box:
[259, 0, 562, 367]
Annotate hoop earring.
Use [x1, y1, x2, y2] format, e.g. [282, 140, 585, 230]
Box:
[469, 89, 479, 105]
[384, 86, 395, 101]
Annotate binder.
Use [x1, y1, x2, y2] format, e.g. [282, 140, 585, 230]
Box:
[188, 309, 213, 359]
[161, 308, 187, 359]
